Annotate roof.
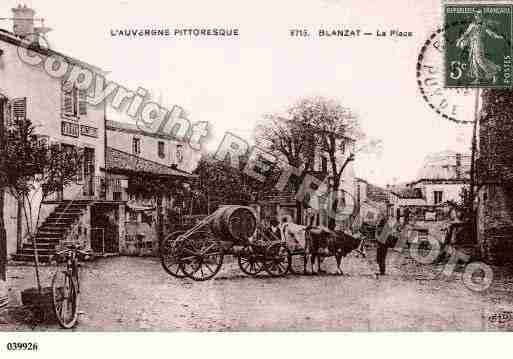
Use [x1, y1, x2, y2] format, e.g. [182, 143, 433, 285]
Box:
[414, 151, 471, 183]
[366, 182, 389, 202]
[0, 28, 105, 73]
[106, 147, 197, 179]
[356, 178, 389, 203]
[389, 185, 424, 199]
[106, 120, 183, 142]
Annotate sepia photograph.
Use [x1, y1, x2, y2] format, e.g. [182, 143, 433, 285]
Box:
[0, 0, 512, 357]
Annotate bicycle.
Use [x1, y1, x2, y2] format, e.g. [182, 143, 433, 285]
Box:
[51, 243, 90, 329]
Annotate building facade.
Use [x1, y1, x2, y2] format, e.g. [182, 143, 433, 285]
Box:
[107, 120, 201, 174]
[387, 151, 470, 222]
[0, 7, 109, 261]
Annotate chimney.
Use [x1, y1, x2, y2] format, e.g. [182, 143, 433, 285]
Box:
[11, 4, 35, 38]
[455, 153, 462, 179]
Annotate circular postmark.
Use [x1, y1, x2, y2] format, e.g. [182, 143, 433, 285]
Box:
[416, 21, 512, 125]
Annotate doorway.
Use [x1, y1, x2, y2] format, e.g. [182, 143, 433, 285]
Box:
[90, 204, 119, 255]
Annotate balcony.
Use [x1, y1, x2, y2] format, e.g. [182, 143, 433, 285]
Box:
[45, 174, 127, 202]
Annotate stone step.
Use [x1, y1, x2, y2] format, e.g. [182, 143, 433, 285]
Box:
[35, 232, 63, 238]
[48, 213, 81, 219]
[24, 242, 58, 249]
[50, 209, 84, 217]
[11, 253, 54, 263]
[38, 225, 67, 231]
[34, 239, 62, 245]
[19, 248, 56, 256]
[45, 217, 75, 222]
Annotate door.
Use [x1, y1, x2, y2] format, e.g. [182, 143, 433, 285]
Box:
[90, 206, 119, 254]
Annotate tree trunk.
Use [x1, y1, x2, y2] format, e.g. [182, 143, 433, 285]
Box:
[328, 197, 338, 230]
[328, 177, 341, 230]
[16, 199, 22, 252]
[156, 196, 164, 252]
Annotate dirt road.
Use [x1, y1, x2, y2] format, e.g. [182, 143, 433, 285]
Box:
[2, 249, 513, 331]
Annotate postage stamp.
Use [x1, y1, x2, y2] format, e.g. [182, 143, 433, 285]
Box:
[444, 4, 513, 88]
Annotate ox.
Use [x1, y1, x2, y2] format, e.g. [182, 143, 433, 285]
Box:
[282, 222, 366, 275]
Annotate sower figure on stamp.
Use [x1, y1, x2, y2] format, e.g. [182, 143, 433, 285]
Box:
[456, 9, 504, 84]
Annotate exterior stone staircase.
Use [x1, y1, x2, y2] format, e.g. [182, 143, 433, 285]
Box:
[11, 201, 91, 263]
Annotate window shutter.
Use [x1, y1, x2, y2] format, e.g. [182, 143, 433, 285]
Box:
[62, 83, 74, 117]
[78, 90, 87, 116]
[9, 97, 27, 125]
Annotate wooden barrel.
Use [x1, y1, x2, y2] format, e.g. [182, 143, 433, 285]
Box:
[210, 206, 257, 242]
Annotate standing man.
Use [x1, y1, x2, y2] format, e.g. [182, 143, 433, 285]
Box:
[375, 214, 400, 276]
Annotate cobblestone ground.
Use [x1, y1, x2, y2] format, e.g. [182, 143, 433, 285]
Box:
[2, 248, 513, 331]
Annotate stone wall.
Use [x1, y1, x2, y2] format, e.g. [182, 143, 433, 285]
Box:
[477, 185, 513, 264]
[477, 89, 513, 264]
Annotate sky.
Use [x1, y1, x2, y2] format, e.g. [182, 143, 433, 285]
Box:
[0, 0, 479, 186]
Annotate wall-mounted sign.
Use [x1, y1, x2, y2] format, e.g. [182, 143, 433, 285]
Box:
[80, 125, 98, 138]
[61, 121, 79, 138]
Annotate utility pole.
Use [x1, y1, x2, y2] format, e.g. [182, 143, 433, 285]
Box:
[469, 88, 481, 244]
[0, 97, 8, 309]
[0, 98, 6, 282]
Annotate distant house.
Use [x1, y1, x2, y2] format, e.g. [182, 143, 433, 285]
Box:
[387, 151, 470, 222]
[476, 89, 513, 264]
[355, 178, 388, 227]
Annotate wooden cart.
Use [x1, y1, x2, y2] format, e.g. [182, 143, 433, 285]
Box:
[161, 205, 291, 281]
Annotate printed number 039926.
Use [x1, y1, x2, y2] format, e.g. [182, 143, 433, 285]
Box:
[6, 342, 39, 351]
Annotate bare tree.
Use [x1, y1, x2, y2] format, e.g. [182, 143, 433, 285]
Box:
[257, 96, 382, 229]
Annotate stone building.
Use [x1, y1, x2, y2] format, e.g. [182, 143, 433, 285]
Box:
[0, 6, 112, 261]
[106, 120, 201, 174]
[1, 5, 199, 261]
[386, 151, 470, 222]
[476, 89, 513, 264]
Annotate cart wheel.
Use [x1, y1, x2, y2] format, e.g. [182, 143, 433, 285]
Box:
[52, 270, 79, 329]
[180, 232, 224, 281]
[238, 246, 264, 276]
[263, 243, 291, 277]
[161, 231, 187, 278]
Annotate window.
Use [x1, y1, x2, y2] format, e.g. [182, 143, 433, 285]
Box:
[132, 137, 141, 155]
[128, 210, 137, 222]
[62, 83, 87, 119]
[321, 156, 328, 173]
[158, 141, 165, 159]
[176, 144, 184, 163]
[8, 97, 27, 126]
[113, 192, 122, 201]
[433, 191, 443, 204]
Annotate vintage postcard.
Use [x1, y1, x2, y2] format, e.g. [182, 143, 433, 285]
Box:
[0, 0, 513, 355]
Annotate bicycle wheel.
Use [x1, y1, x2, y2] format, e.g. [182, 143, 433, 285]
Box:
[52, 270, 79, 329]
[161, 231, 187, 278]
